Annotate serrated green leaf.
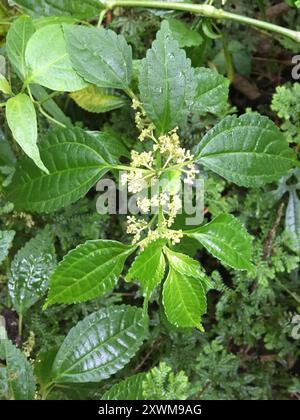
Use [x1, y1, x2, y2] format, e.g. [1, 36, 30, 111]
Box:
[7, 128, 115, 213]
[6, 93, 48, 173]
[126, 240, 166, 299]
[64, 25, 132, 91]
[14, 0, 103, 18]
[139, 20, 196, 133]
[164, 247, 207, 279]
[0, 230, 15, 265]
[195, 114, 297, 187]
[70, 85, 127, 113]
[167, 18, 203, 48]
[163, 248, 207, 329]
[0, 74, 11, 94]
[88, 130, 130, 163]
[25, 24, 87, 92]
[6, 16, 35, 79]
[193, 67, 229, 115]
[0, 339, 36, 400]
[102, 373, 146, 400]
[286, 189, 300, 251]
[186, 214, 253, 271]
[45, 240, 136, 307]
[162, 266, 207, 329]
[51, 305, 148, 383]
[8, 228, 57, 315]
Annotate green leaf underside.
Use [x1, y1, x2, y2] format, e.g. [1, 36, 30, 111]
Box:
[51, 305, 148, 383]
[193, 67, 229, 115]
[14, 0, 102, 19]
[8, 228, 57, 315]
[126, 240, 166, 299]
[70, 85, 127, 113]
[139, 20, 196, 133]
[6, 16, 35, 78]
[6, 93, 48, 173]
[195, 114, 297, 187]
[101, 373, 146, 400]
[7, 128, 114, 213]
[45, 240, 136, 307]
[186, 214, 253, 271]
[0, 340, 36, 400]
[0, 230, 15, 265]
[164, 247, 207, 279]
[25, 24, 87, 91]
[64, 25, 132, 90]
[162, 267, 207, 329]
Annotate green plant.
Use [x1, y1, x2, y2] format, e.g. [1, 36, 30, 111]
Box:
[2, 16, 298, 327]
[272, 83, 300, 144]
[0, 0, 299, 401]
[0, 305, 148, 399]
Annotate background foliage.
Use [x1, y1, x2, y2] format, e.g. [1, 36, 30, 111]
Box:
[0, 0, 300, 400]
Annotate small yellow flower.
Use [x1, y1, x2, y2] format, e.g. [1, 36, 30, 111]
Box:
[131, 150, 154, 169]
[127, 170, 147, 193]
[137, 197, 151, 213]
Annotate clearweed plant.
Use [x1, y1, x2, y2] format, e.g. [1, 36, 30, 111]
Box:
[0, 0, 299, 401]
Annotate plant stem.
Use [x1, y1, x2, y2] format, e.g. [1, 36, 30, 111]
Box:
[37, 105, 67, 128]
[222, 35, 234, 82]
[275, 278, 300, 305]
[161, 160, 194, 173]
[41, 382, 55, 400]
[97, 9, 107, 27]
[27, 85, 67, 128]
[18, 314, 23, 338]
[125, 87, 140, 102]
[106, 0, 300, 43]
[115, 164, 151, 172]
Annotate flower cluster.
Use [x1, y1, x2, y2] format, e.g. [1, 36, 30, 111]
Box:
[136, 192, 169, 213]
[154, 127, 199, 183]
[126, 214, 184, 248]
[166, 194, 182, 227]
[124, 99, 198, 247]
[136, 192, 181, 227]
[154, 128, 192, 164]
[132, 98, 155, 142]
[126, 216, 148, 244]
[142, 228, 184, 248]
[121, 170, 147, 194]
[131, 150, 154, 169]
